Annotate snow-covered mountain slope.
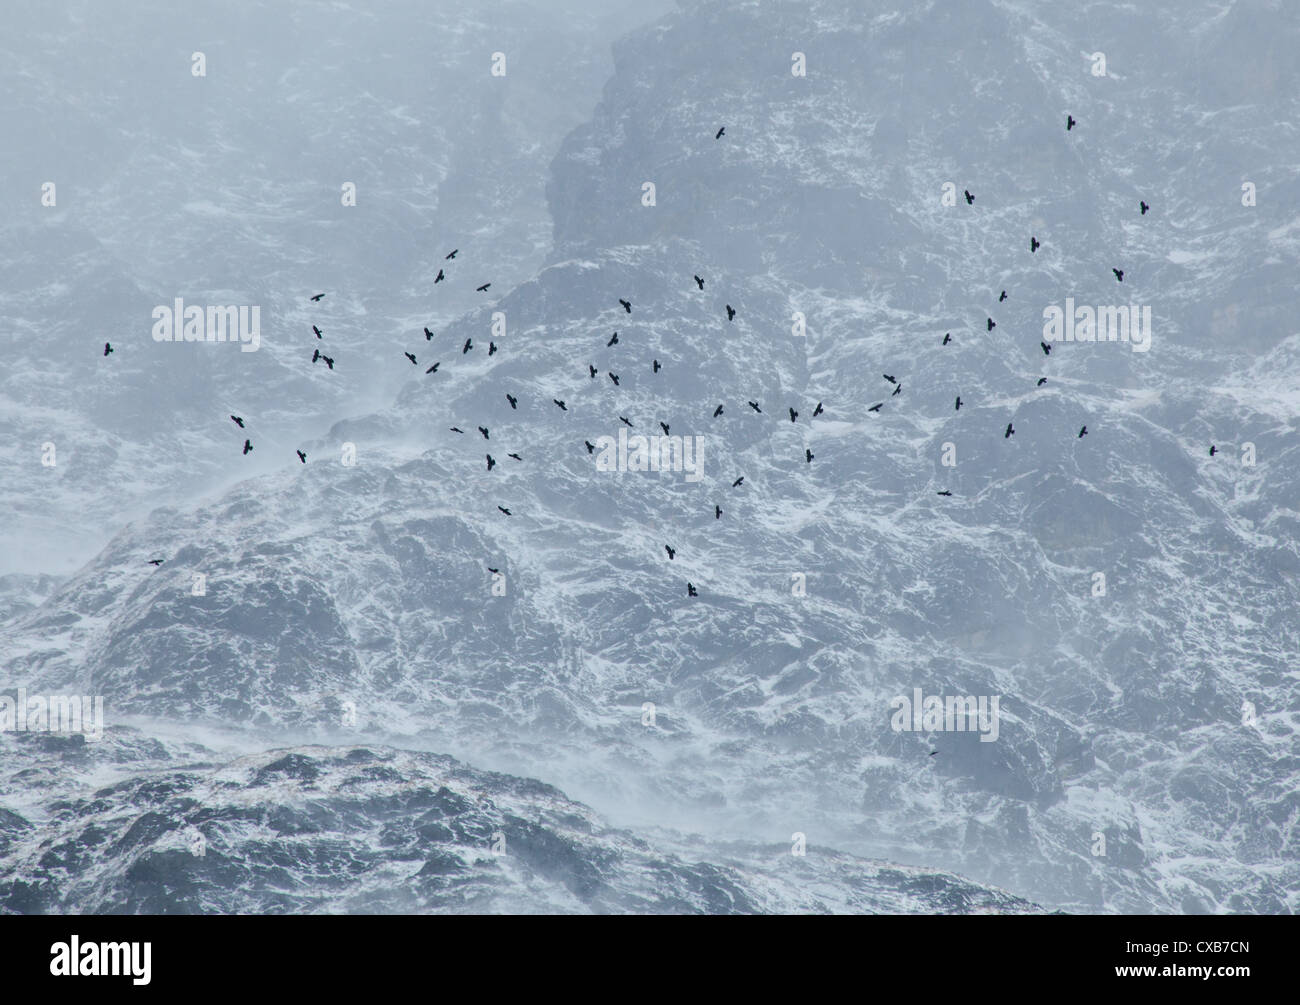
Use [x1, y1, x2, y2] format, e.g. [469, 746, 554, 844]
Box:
[3, 0, 1298, 914]
[0, 729, 1036, 914]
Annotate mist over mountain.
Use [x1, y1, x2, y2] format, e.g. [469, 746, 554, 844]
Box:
[2, 0, 1297, 914]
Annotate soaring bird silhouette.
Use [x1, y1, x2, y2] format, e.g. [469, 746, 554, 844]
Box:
[486, 454, 496, 471]
[726, 305, 736, 321]
[747, 401, 761, 413]
[694, 275, 704, 290]
[1078, 426, 1088, 438]
[1037, 377, 1047, 386]
[868, 402, 883, 412]
[1067, 114, 1076, 131]
[585, 440, 595, 454]
[999, 290, 1007, 302]
[687, 582, 698, 597]
[426, 362, 440, 374]
[715, 126, 725, 139]
[310, 293, 325, 301]
[1004, 423, 1015, 439]
[476, 283, 491, 292]
[892, 383, 902, 397]
[231, 415, 245, 428]
[463, 338, 473, 354]
[506, 393, 517, 409]
[1031, 236, 1040, 253]
[446, 249, 458, 260]
[589, 364, 598, 378]
[1041, 342, 1052, 355]
[404, 352, 417, 365]
[805, 449, 814, 463]
[297, 450, 307, 463]
[665, 544, 675, 560]
[883, 374, 896, 384]
[103, 342, 113, 356]
[242, 439, 253, 454]
[313, 325, 323, 338]
[450, 427, 464, 434]
[987, 318, 996, 331]
[619, 415, 634, 427]
[659, 422, 670, 435]
[936, 490, 952, 497]
[942, 332, 952, 345]
[715, 505, 722, 519]
[954, 396, 962, 411]
[619, 299, 632, 313]
[712, 404, 724, 417]
[478, 426, 490, 439]
[732, 476, 744, 488]
[607, 332, 619, 347]
[789, 407, 798, 422]
[488, 341, 497, 355]
[312, 348, 321, 363]
[609, 372, 620, 386]
[434, 269, 445, 284]
[1209, 445, 1218, 456]
[508, 452, 522, 461]
[1112, 268, 1124, 282]
[321, 355, 334, 369]
[813, 401, 824, 417]
[424, 327, 434, 340]
[964, 189, 974, 205]
[554, 399, 567, 411]
[147, 558, 164, 566]
[653, 359, 661, 372]
[1140, 201, 1149, 215]
[498, 505, 511, 515]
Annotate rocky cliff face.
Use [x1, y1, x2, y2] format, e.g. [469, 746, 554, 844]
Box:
[2, 0, 1297, 913]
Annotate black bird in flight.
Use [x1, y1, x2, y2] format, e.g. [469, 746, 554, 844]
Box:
[665, 544, 676, 560]
[404, 352, 417, 365]
[987, 318, 996, 331]
[955, 396, 962, 411]
[311, 293, 325, 301]
[1004, 423, 1015, 439]
[321, 356, 334, 369]
[450, 427, 464, 434]
[868, 402, 883, 412]
[936, 490, 952, 497]
[726, 305, 736, 321]
[506, 394, 517, 409]
[694, 275, 704, 290]
[1037, 377, 1047, 386]
[554, 399, 567, 411]
[478, 426, 490, 439]
[231, 415, 245, 428]
[609, 372, 620, 385]
[687, 582, 698, 597]
[424, 327, 434, 340]
[653, 359, 661, 372]
[1140, 201, 1149, 215]
[463, 338, 473, 354]
[1030, 236, 1041, 253]
[585, 440, 596, 454]
[942, 332, 951, 345]
[929, 750, 939, 757]
[789, 408, 798, 422]
[434, 269, 445, 284]
[148, 558, 164, 566]
[488, 567, 499, 574]
[1067, 114, 1076, 131]
[508, 453, 522, 461]
[1040, 342, 1052, 355]
[426, 362, 440, 374]
[498, 505, 511, 515]
[297, 450, 307, 463]
[312, 348, 321, 363]
[884, 374, 896, 384]
[313, 325, 323, 338]
[715, 505, 722, 519]
[805, 449, 814, 463]
[103, 342, 113, 356]
[892, 383, 902, 397]
[1078, 426, 1088, 438]
[732, 476, 744, 488]
[488, 342, 497, 356]
[589, 365, 598, 378]
[607, 332, 619, 347]
[243, 439, 253, 455]
[476, 283, 491, 293]
[486, 454, 496, 471]
[1112, 268, 1124, 282]
[619, 415, 633, 427]
[446, 250, 458, 259]
[712, 404, 724, 417]
[813, 402, 824, 417]
[747, 401, 761, 413]
[999, 290, 1007, 302]
[964, 189, 974, 205]
[1209, 445, 1218, 456]
[715, 126, 725, 139]
[619, 299, 632, 313]
[659, 422, 670, 435]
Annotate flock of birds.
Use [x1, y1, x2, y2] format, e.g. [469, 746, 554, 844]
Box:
[108, 114, 1222, 584]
